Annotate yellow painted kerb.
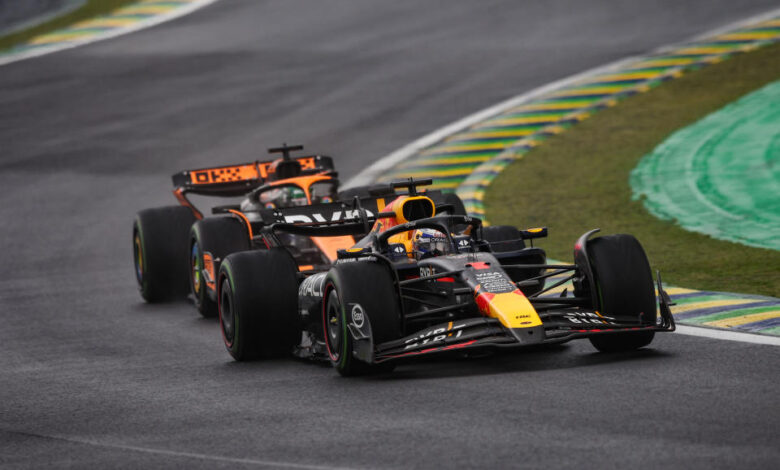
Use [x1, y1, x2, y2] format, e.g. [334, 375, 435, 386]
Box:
[704, 310, 780, 328]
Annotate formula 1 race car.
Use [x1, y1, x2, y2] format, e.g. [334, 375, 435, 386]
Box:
[132, 145, 462, 318]
[216, 178, 676, 375]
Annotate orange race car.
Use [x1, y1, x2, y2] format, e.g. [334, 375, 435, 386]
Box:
[132, 144, 462, 317]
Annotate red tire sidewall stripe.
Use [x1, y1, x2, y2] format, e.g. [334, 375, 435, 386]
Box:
[322, 282, 339, 362]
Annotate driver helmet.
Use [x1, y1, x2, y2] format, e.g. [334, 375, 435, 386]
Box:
[310, 181, 337, 204]
[411, 228, 450, 259]
[259, 186, 308, 208]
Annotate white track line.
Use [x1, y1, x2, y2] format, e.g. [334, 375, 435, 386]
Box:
[346, 6, 780, 346]
[675, 325, 780, 346]
[0, 0, 221, 67]
[7, 429, 355, 470]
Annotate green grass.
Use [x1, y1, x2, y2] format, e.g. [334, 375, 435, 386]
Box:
[0, 0, 137, 52]
[485, 42, 780, 297]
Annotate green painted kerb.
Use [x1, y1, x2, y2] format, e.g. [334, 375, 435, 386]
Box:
[631, 80, 780, 251]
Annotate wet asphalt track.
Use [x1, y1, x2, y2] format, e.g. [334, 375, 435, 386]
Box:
[1, 1, 779, 468]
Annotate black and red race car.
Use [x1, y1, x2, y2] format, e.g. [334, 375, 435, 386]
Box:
[216, 178, 675, 375]
[132, 145, 461, 318]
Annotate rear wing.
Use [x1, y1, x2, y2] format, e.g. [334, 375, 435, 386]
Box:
[254, 197, 384, 225]
[208, 195, 391, 241]
[233, 190, 454, 244]
[171, 155, 335, 196]
[247, 188, 449, 227]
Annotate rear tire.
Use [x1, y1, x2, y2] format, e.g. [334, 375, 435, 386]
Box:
[323, 262, 401, 376]
[586, 234, 656, 352]
[190, 217, 250, 318]
[429, 192, 467, 216]
[133, 206, 196, 302]
[218, 249, 299, 360]
[482, 225, 525, 252]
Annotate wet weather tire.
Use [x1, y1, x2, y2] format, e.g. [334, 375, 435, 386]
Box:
[429, 192, 467, 216]
[323, 262, 401, 376]
[586, 234, 656, 352]
[190, 217, 250, 318]
[133, 206, 196, 302]
[218, 249, 299, 361]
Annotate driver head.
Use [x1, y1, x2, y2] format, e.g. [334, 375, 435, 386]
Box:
[412, 228, 449, 260]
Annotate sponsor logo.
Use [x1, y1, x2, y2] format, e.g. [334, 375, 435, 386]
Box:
[298, 272, 327, 297]
[192, 168, 244, 184]
[404, 322, 466, 350]
[419, 266, 435, 277]
[564, 311, 617, 325]
[351, 304, 365, 328]
[283, 209, 374, 224]
[474, 271, 515, 293]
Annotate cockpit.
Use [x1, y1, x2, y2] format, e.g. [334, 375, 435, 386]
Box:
[243, 179, 338, 211]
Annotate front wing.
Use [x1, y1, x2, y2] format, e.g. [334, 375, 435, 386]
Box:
[373, 307, 675, 363]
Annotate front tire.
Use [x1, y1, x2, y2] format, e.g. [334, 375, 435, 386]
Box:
[218, 249, 299, 361]
[323, 262, 401, 376]
[586, 234, 656, 352]
[190, 217, 250, 318]
[133, 206, 196, 302]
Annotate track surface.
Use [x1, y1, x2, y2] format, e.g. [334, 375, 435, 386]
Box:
[1, 1, 779, 468]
